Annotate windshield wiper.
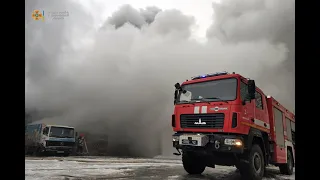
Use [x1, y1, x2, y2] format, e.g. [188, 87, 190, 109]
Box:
[50, 135, 63, 138]
[201, 97, 229, 103]
[190, 98, 211, 104]
[60, 136, 72, 138]
[178, 100, 195, 105]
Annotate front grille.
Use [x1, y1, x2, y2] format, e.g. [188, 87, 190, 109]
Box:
[46, 141, 75, 147]
[180, 113, 225, 129]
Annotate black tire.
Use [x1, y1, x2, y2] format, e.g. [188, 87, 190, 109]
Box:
[26, 147, 33, 156]
[63, 153, 70, 157]
[279, 150, 294, 175]
[182, 152, 206, 175]
[33, 148, 42, 156]
[239, 144, 265, 180]
[33, 145, 46, 156]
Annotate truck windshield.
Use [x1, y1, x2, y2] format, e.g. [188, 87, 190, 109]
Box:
[49, 127, 74, 138]
[178, 78, 237, 103]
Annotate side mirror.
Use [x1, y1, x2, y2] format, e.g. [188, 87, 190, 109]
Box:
[174, 83, 181, 90]
[75, 132, 78, 137]
[247, 80, 256, 100]
[174, 90, 178, 105]
[42, 128, 48, 135]
[174, 83, 182, 105]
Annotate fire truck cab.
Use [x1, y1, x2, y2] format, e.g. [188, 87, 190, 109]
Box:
[172, 72, 295, 180]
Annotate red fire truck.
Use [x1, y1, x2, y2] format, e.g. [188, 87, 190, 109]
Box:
[172, 72, 295, 180]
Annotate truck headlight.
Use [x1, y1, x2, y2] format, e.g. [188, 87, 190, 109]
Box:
[172, 135, 179, 142]
[224, 139, 242, 146]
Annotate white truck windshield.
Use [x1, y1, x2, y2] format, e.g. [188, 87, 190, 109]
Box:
[49, 127, 75, 138]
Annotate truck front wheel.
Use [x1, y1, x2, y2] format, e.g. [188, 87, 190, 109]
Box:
[239, 144, 265, 180]
[182, 152, 206, 175]
[33, 147, 43, 156]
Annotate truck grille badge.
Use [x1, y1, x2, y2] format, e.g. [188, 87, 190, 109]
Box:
[194, 118, 206, 125]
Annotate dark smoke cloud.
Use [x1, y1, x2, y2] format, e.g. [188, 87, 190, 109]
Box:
[25, 0, 294, 157]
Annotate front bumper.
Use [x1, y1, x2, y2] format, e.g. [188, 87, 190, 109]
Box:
[44, 146, 73, 154]
[172, 133, 244, 154]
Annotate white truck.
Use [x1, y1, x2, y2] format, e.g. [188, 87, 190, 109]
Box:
[25, 123, 76, 156]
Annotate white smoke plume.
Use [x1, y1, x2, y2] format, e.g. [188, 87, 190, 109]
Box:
[104, 5, 162, 29]
[25, 0, 294, 157]
[207, 0, 295, 109]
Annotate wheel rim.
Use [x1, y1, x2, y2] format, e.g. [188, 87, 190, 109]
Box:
[253, 152, 262, 173]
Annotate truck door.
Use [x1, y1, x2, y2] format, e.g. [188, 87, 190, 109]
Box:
[253, 91, 269, 132]
[240, 81, 254, 123]
[273, 107, 286, 163]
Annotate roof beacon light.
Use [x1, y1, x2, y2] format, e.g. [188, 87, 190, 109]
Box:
[191, 71, 229, 80]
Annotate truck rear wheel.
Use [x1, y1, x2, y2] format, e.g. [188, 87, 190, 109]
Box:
[182, 152, 206, 175]
[279, 150, 294, 175]
[239, 144, 265, 180]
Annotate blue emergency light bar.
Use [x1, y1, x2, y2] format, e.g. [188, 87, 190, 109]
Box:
[191, 71, 229, 80]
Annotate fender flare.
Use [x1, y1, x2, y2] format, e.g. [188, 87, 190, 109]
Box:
[247, 128, 263, 150]
[247, 128, 269, 163]
[285, 140, 295, 165]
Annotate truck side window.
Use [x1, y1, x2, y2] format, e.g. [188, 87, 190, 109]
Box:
[285, 118, 292, 141]
[240, 81, 248, 101]
[27, 125, 36, 133]
[291, 121, 295, 144]
[43, 127, 49, 135]
[255, 91, 263, 109]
